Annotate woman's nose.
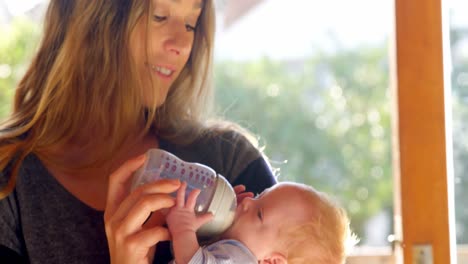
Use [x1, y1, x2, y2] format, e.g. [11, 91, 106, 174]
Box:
[163, 25, 192, 56]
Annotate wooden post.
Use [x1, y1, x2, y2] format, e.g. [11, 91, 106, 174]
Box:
[392, 0, 456, 263]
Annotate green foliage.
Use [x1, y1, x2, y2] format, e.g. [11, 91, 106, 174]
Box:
[214, 47, 392, 242]
[450, 28, 468, 244]
[0, 18, 42, 119]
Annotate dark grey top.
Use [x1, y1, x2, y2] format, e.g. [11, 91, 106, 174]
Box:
[0, 131, 277, 264]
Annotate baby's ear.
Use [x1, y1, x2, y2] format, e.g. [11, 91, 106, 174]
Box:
[260, 252, 287, 264]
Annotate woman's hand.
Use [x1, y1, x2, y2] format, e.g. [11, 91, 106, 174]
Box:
[104, 154, 181, 264]
[233, 184, 254, 204]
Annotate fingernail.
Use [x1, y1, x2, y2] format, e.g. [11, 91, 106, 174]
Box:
[170, 179, 180, 185]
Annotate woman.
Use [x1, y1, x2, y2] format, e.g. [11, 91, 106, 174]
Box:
[0, 0, 276, 263]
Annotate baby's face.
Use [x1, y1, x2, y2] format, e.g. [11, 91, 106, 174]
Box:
[222, 183, 313, 260]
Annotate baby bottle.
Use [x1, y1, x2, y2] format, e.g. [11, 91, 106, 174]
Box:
[131, 149, 237, 239]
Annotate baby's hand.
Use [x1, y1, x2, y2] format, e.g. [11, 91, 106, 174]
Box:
[233, 184, 254, 204]
[166, 182, 213, 237]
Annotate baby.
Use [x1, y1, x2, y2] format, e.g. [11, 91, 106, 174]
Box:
[166, 181, 354, 264]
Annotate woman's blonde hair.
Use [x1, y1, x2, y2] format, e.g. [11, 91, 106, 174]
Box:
[279, 185, 357, 264]
[0, 0, 216, 198]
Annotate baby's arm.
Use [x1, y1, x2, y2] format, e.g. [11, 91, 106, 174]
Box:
[166, 182, 213, 264]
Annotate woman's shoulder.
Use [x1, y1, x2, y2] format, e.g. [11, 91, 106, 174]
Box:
[0, 154, 37, 195]
[0, 158, 14, 190]
[165, 121, 262, 157]
[0, 168, 8, 190]
[201, 121, 260, 151]
[198, 124, 262, 162]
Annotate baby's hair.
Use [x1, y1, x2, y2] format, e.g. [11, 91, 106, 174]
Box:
[279, 184, 358, 264]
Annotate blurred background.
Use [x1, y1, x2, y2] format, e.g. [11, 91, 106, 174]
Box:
[1, 0, 467, 262]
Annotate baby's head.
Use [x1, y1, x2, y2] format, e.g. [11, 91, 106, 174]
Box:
[222, 182, 353, 264]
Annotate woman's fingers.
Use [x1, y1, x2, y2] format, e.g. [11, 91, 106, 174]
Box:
[105, 154, 146, 219]
[111, 226, 171, 263]
[126, 224, 171, 249]
[111, 179, 180, 223]
[142, 210, 166, 229]
[116, 193, 175, 236]
[104, 154, 185, 264]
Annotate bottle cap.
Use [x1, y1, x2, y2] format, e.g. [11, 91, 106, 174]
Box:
[197, 174, 236, 238]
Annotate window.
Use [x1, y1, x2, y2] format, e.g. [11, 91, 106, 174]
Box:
[214, 1, 394, 262]
[449, 0, 468, 262]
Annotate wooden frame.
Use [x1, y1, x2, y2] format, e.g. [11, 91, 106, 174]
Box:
[392, 0, 457, 263]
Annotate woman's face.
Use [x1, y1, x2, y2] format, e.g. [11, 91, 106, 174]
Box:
[130, 0, 203, 106]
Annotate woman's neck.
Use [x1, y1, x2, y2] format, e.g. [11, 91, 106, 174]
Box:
[36, 132, 159, 211]
[40, 131, 159, 180]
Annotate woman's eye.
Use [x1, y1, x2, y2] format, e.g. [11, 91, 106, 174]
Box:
[185, 24, 196, 32]
[153, 15, 166, 22]
[257, 209, 263, 221]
